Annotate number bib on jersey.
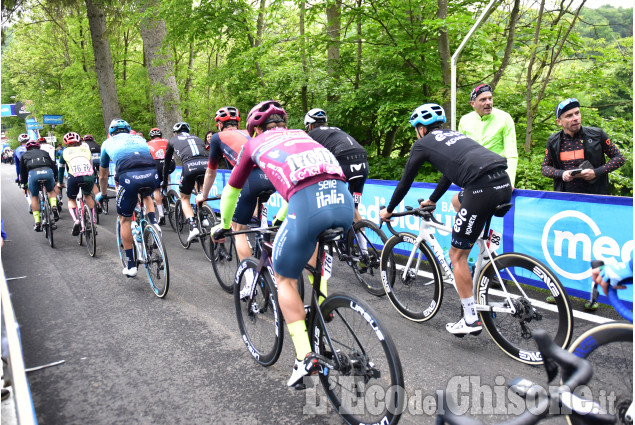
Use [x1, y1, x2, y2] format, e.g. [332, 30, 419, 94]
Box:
[69, 156, 94, 176]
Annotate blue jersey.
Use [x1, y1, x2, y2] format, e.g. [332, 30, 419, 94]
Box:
[14, 145, 27, 161]
[100, 133, 155, 175]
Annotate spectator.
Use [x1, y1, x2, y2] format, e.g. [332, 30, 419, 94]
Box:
[204, 130, 214, 151]
[459, 84, 518, 186]
[541, 98, 625, 194]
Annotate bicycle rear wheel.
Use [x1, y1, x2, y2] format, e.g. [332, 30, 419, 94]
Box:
[143, 224, 169, 298]
[174, 200, 191, 248]
[83, 204, 97, 257]
[313, 293, 404, 425]
[348, 219, 388, 296]
[166, 190, 179, 232]
[477, 252, 574, 365]
[380, 233, 443, 321]
[566, 322, 633, 425]
[44, 198, 54, 248]
[199, 204, 214, 261]
[234, 258, 283, 367]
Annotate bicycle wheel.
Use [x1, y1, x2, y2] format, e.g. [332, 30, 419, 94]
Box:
[143, 224, 169, 298]
[566, 322, 633, 425]
[166, 190, 179, 232]
[234, 258, 283, 367]
[348, 219, 388, 296]
[313, 293, 404, 425]
[174, 200, 191, 248]
[83, 204, 97, 257]
[199, 204, 214, 261]
[210, 213, 238, 293]
[44, 198, 54, 248]
[476, 252, 574, 365]
[380, 233, 443, 321]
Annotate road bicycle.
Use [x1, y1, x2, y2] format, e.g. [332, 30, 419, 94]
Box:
[115, 189, 170, 298]
[162, 184, 180, 232]
[233, 225, 404, 425]
[380, 202, 574, 365]
[36, 178, 56, 248]
[565, 260, 632, 425]
[174, 194, 217, 261]
[75, 191, 97, 257]
[437, 328, 615, 425]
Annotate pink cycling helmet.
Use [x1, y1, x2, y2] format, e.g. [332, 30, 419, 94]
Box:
[246, 100, 287, 136]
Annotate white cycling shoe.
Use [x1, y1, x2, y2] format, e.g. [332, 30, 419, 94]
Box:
[123, 266, 138, 278]
[187, 227, 200, 242]
[446, 317, 482, 337]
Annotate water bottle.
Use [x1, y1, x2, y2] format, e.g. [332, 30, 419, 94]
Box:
[131, 221, 142, 244]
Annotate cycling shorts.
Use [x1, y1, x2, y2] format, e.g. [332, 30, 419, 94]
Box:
[233, 168, 275, 225]
[339, 156, 368, 207]
[116, 167, 159, 217]
[179, 158, 207, 195]
[272, 179, 354, 279]
[452, 171, 512, 250]
[28, 168, 56, 195]
[92, 159, 100, 176]
[156, 159, 176, 184]
[66, 175, 96, 199]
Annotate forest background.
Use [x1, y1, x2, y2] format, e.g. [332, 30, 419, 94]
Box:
[1, 0, 632, 195]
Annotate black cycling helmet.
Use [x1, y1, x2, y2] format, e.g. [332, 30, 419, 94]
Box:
[172, 122, 191, 133]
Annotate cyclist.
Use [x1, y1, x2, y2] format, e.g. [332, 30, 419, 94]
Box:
[592, 257, 633, 296]
[19, 139, 59, 232]
[147, 127, 174, 225]
[379, 103, 512, 336]
[97, 119, 160, 277]
[212, 100, 354, 387]
[195, 106, 270, 261]
[81, 134, 102, 210]
[59, 132, 97, 236]
[14, 134, 28, 183]
[162, 122, 208, 242]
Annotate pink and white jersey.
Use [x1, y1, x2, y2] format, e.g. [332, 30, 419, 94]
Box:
[227, 128, 345, 201]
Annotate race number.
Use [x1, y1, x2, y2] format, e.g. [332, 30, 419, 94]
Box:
[487, 229, 502, 252]
[68, 156, 94, 176]
[321, 251, 333, 280]
[260, 204, 268, 228]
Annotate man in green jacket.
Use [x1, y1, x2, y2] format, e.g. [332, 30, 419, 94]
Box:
[459, 84, 518, 186]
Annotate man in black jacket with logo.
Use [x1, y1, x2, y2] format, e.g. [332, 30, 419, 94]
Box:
[541, 98, 624, 195]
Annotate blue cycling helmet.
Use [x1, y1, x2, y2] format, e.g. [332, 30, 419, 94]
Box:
[409, 104, 446, 128]
[109, 119, 131, 136]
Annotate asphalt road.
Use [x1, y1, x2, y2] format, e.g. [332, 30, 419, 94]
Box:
[0, 163, 613, 425]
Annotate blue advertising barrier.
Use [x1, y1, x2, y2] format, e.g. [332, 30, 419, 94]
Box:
[111, 164, 633, 307]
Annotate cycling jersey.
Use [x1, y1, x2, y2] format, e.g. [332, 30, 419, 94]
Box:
[307, 126, 367, 160]
[207, 129, 251, 170]
[100, 133, 155, 181]
[386, 128, 507, 212]
[228, 128, 345, 201]
[19, 149, 58, 184]
[59, 145, 94, 183]
[82, 140, 102, 165]
[14, 145, 26, 180]
[40, 143, 56, 162]
[147, 137, 175, 182]
[164, 132, 207, 187]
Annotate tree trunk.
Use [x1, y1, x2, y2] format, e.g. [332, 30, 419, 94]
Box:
[140, 0, 182, 136]
[524, 0, 545, 153]
[381, 127, 398, 158]
[326, 0, 341, 102]
[85, 0, 121, 134]
[300, 0, 308, 113]
[436, 0, 451, 120]
[184, 41, 195, 117]
[354, 0, 362, 91]
[491, 0, 520, 89]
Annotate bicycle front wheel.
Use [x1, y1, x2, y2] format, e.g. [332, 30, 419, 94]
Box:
[199, 204, 214, 261]
[566, 322, 633, 425]
[380, 233, 443, 321]
[477, 252, 574, 365]
[313, 293, 404, 425]
[174, 200, 191, 248]
[143, 224, 169, 298]
[348, 219, 388, 296]
[234, 258, 284, 367]
[83, 204, 97, 257]
[166, 190, 179, 232]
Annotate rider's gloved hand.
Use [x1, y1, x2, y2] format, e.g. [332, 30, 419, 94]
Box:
[600, 261, 633, 288]
[211, 224, 229, 241]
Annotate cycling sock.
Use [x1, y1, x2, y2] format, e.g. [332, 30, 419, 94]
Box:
[49, 197, 57, 208]
[33, 211, 41, 223]
[125, 249, 135, 269]
[356, 230, 368, 252]
[69, 208, 78, 222]
[147, 211, 157, 224]
[189, 217, 198, 228]
[92, 208, 96, 223]
[461, 297, 478, 324]
[156, 204, 164, 216]
[287, 320, 312, 361]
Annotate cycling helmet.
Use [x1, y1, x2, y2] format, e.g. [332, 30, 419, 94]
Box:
[304, 108, 328, 129]
[215, 107, 241, 128]
[409, 103, 446, 128]
[25, 140, 40, 150]
[18, 133, 29, 143]
[172, 122, 191, 133]
[108, 119, 131, 136]
[63, 132, 82, 146]
[83, 134, 95, 142]
[149, 128, 162, 138]
[38, 137, 47, 143]
[246, 100, 288, 136]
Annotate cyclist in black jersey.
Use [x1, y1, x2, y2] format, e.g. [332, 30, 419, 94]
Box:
[82, 134, 102, 211]
[162, 122, 208, 242]
[380, 103, 512, 336]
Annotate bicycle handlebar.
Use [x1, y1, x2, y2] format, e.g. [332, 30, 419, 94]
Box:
[380, 201, 444, 236]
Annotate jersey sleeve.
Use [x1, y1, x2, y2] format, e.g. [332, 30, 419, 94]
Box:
[387, 142, 427, 212]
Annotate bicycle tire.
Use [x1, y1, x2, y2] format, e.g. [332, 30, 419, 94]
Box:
[199, 204, 214, 262]
[143, 224, 169, 298]
[566, 322, 633, 425]
[174, 200, 191, 248]
[380, 233, 443, 321]
[476, 252, 574, 365]
[234, 258, 284, 367]
[44, 196, 54, 248]
[166, 190, 179, 232]
[83, 204, 97, 257]
[347, 219, 388, 297]
[210, 212, 238, 293]
[312, 293, 404, 425]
